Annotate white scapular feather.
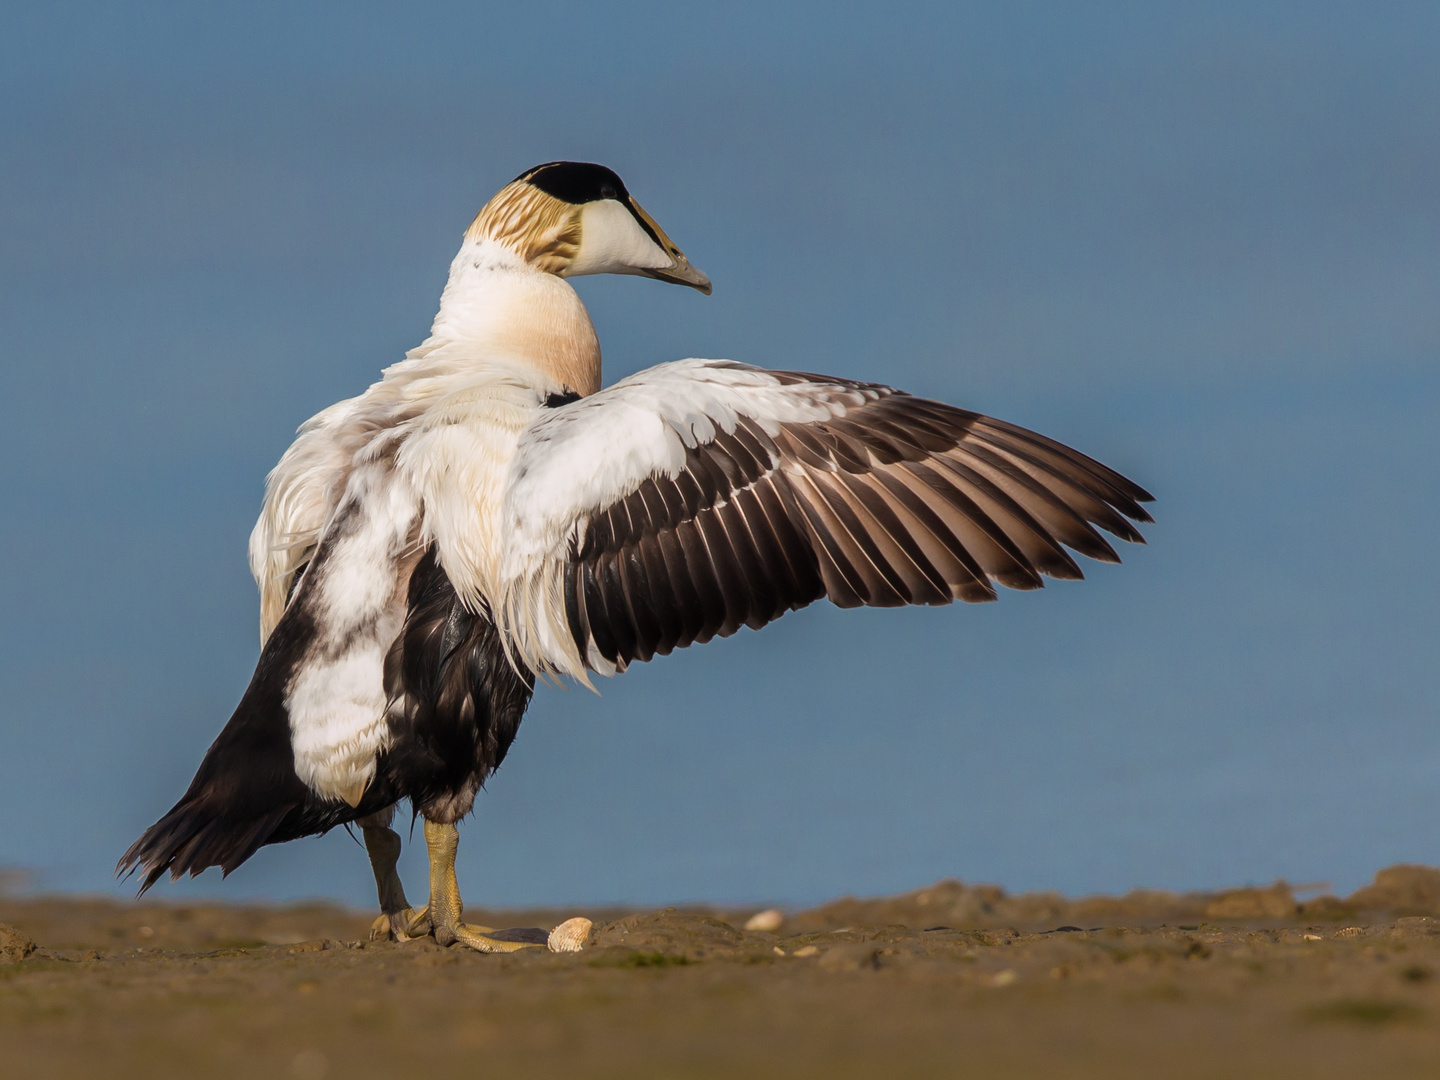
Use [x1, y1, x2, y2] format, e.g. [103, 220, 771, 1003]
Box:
[395, 361, 546, 613]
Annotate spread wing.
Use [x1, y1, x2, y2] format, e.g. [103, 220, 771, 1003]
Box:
[494, 359, 1153, 682]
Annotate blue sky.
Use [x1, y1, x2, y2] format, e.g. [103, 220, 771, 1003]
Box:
[2, 2, 1438, 908]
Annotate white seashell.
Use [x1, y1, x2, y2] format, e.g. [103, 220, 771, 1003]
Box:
[548, 917, 593, 953]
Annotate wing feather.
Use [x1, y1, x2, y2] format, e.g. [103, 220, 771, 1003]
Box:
[248, 400, 358, 642]
[696, 505, 750, 636]
[676, 518, 726, 646]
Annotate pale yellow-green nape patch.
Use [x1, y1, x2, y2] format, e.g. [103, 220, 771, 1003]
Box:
[465, 182, 583, 274]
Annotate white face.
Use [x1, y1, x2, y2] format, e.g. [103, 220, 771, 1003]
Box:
[563, 200, 675, 278]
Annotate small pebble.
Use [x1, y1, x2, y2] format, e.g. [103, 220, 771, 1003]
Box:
[745, 909, 784, 933]
[793, 945, 819, 958]
[989, 970, 1018, 987]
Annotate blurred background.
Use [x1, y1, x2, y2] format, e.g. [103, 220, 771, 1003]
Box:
[1, 1, 1437, 908]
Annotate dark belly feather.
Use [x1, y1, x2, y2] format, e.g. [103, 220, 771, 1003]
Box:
[382, 546, 535, 824]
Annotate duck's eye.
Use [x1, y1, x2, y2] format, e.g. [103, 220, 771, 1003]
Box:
[600, 184, 617, 200]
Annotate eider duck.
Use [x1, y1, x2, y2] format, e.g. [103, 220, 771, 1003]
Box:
[119, 161, 1153, 953]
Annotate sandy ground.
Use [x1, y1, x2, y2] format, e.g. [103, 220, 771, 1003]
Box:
[6, 865, 1440, 1078]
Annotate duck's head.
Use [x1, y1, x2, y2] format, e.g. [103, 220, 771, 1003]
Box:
[466, 161, 711, 294]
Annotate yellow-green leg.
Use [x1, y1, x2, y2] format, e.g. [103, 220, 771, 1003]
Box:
[422, 818, 591, 953]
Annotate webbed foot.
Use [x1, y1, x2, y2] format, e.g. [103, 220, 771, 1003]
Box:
[369, 906, 433, 942]
[422, 818, 591, 953]
[361, 814, 431, 942]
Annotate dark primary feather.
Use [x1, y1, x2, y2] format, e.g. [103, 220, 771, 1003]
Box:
[565, 372, 1153, 672]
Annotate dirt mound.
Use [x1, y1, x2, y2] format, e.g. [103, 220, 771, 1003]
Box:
[592, 909, 747, 959]
[0, 921, 35, 963]
[1349, 865, 1440, 915]
[786, 877, 1304, 931]
[774, 864, 1435, 933]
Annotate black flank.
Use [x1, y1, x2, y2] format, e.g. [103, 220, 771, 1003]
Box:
[382, 547, 534, 824]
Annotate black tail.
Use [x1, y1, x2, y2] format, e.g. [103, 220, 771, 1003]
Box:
[118, 795, 300, 894]
[118, 587, 333, 893]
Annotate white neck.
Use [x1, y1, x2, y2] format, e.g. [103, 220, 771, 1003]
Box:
[420, 237, 602, 395]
